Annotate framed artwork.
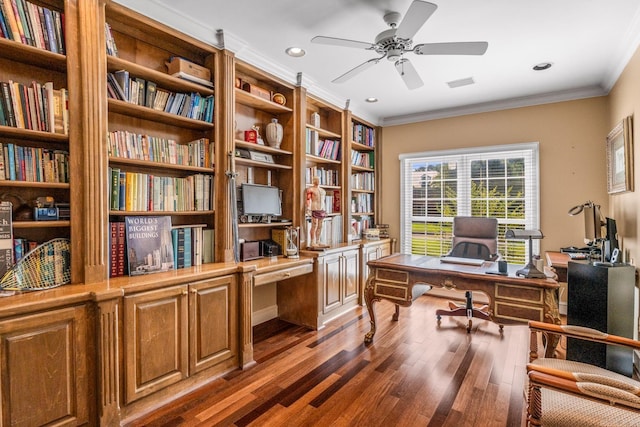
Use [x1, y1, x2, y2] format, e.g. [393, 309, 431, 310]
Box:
[606, 115, 634, 194]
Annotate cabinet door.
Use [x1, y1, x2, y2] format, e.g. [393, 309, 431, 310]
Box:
[342, 249, 360, 303]
[189, 275, 238, 375]
[323, 253, 342, 313]
[0, 305, 90, 427]
[124, 285, 188, 403]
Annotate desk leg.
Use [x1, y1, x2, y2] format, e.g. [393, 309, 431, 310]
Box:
[364, 274, 380, 344]
[543, 288, 562, 357]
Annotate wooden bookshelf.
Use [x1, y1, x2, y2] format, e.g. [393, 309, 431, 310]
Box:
[234, 60, 296, 242]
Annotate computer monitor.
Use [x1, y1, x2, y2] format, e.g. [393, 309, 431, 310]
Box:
[583, 204, 602, 242]
[241, 183, 282, 217]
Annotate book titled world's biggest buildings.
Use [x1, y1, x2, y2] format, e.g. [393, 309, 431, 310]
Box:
[125, 216, 174, 275]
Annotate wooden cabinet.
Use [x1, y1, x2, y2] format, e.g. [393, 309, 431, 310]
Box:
[0, 304, 92, 426]
[123, 274, 237, 404]
[124, 285, 189, 403]
[316, 245, 360, 322]
[188, 275, 237, 375]
[234, 61, 296, 243]
[103, 2, 218, 269]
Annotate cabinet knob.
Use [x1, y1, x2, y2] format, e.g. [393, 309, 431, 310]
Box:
[190, 289, 198, 294]
[182, 290, 189, 295]
[283, 272, 291, 277]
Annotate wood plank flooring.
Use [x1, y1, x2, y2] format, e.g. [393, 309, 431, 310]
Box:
[129, 295, 539, 427]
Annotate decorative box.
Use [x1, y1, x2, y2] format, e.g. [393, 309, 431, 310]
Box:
[242, 82, 271, 101]
[166, 57, 211, 80]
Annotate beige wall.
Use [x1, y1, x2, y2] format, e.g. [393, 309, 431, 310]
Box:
[380, 97, 611, 255]
[607, 47, 640, 265]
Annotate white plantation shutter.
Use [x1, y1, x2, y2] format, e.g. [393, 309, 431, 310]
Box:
[399, 143, 540, 264]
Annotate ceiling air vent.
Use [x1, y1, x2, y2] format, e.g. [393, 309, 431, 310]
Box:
[447, 77, 475, 88]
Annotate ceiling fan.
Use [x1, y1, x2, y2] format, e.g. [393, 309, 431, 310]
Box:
[311, 0, 488, 90]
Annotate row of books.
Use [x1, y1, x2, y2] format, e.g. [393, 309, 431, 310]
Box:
[306, 215, 343, 247]
[351, 150, 374, 169]
[0, 0, 65, 54]
[107, 71, 214, 123]
[107, 131, 214, 168]
[13, 237, 37, 264]
[323, 189, 341, 215]
[109, 218, 215, 278]
[305, 167, 339, 187]
[0, 80, 68, 134]
[351, 193, 373, 214]
[350, 216, 373, 239]
[0, 143, 68, 183]
[352, 123, 375, 147]
[306, 135, 341, 160]
[351, 171, 375, 191]
[104, 22, 118, 57]
[108, 168, 213, 212]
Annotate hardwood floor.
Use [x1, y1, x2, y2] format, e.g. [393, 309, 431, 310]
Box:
[129, 295, 536, 427]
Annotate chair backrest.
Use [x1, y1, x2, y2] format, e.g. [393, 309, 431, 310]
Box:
[449, 216, 498, 260]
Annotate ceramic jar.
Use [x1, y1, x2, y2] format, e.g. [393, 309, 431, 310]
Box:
[265, 118, 283, 148]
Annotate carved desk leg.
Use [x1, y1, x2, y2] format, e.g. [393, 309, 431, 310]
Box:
[364, 273, 380, 344]
[543, 288, 562, 358]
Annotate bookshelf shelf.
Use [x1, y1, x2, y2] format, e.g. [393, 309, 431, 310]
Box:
[352, 165, 374, 172]
[234, 158, 292, 170]
[235, 88, 292, 113]
[13, 221, 70, 229]
[0, 181, 69, 189]
[351, 141, 374, 151]
[351, 189, 375, 194]
[0, 38, 67, 72]
[109, 157, 214, 174]
[305, 154, 341, 165]
[107, 56, 214, 96]
[107, 99, 214, 130]
[238, 221, 292, 229]
[235, 140, 292, 155]
[109, 210, 214, 216]
[306, 124, 341, 140]
[0, 126, 69, 143]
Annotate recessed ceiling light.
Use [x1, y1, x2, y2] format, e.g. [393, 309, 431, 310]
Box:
[365, 97, 378, 103]
[285, 47, 305, 57]
[533, 62, 552, 71]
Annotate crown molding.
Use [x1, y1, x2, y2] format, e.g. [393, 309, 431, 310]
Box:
[602, 5, 640, 92]
[381, 85, 607, 126]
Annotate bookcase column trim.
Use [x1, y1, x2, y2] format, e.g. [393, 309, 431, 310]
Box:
[77, 0, 109, 283]
[216, 49, 236, 263]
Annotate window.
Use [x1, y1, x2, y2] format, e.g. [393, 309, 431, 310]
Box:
[400, 143, 540, 264]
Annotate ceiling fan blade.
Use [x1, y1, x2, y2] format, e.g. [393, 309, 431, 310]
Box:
[394, 58, 423, 90]
[414, 42, 489, 55]
[332, 57, 382, 83]
[395, 1, 437, 40]
[311, 36, 374, 50]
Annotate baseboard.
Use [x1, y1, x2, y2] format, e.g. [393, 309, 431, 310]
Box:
[253, 305, 278, 326]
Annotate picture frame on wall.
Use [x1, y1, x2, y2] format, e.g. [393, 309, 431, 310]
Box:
[606, 115, 634, 194]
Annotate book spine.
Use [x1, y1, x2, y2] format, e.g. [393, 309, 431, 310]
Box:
[109, 221, 118, 277]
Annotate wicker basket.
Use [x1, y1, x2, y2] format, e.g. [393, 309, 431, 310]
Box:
[0, 238, 71, 291]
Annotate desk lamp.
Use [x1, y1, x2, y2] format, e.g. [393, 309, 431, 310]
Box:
[505, 229, 546, 278]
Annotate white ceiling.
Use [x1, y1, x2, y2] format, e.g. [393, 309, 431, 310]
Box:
[116, 0, 640, 126]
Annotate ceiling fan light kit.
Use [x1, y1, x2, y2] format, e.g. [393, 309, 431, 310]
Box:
[311, 0, 488, 90]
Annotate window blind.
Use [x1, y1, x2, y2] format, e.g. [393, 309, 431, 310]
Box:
[399, 143, 540, 264]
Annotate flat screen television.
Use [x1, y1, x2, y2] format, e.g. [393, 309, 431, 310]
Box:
[241, 183, 282, 217]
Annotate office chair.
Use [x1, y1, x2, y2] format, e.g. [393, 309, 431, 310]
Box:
[527, 320, 640, 426]
[436, 216, 499, 333]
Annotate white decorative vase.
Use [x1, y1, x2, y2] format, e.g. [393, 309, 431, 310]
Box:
[265, 118, 283, 148]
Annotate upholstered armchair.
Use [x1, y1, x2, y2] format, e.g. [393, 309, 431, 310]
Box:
[435, 216, 499, 332]
[527, 320, 640, 426]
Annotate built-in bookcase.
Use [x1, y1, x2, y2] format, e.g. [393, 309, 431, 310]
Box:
[348, 114, 377, 240]
[234, 60, 295, 244]
[304, 96, 344, 246]
[0, 0, 77, 276]
[103, 2, 218, 272]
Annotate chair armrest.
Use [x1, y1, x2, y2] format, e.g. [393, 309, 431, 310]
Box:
[529, 320, 640, 350]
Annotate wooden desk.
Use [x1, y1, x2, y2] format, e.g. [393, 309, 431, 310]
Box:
[364, 254, 561, 356]
[545, 251, 570, 283]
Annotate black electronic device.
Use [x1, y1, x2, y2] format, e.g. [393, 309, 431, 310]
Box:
[34, 207, 59, 221]
[260, 239, 281, 257]
[235, 148, 251, 158]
